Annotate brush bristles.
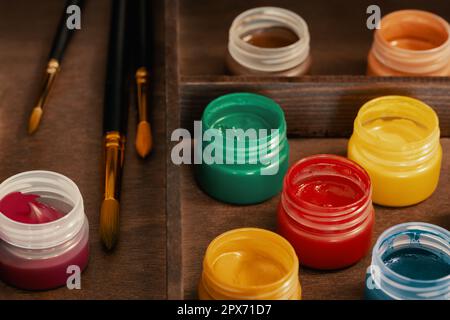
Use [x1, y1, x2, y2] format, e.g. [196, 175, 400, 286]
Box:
[100, 198, 120, 250]
[28, 107, 43, 134]
[136, 121, 152, 158]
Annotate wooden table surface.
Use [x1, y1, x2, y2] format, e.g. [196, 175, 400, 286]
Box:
[0, 0, 167, 299]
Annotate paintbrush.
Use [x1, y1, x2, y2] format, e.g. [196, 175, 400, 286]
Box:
[100, 0, 128, 250]
[134, 0, 153, 158]
[28, 0, 84, 134]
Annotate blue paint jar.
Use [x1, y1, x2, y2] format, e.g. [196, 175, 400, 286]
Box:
[365, 222, 450, 300]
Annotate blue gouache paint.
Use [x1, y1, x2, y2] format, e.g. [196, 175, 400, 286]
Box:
[382, 247, 450, 281]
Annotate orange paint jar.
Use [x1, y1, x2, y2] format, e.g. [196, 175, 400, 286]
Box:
[367, 10, 450, 76]
[198, 228, 301, 300]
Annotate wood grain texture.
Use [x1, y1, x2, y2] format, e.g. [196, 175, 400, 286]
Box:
[179, 78, 450, 137]
[0, 0, 167, 299]
[178, 0, 450, 76]
[165, 0, 183, 300]
[180, 138, 450, 299]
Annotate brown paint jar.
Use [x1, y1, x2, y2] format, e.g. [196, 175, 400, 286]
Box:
[226, 7, 311, 76]
[368, 10, 450, 76]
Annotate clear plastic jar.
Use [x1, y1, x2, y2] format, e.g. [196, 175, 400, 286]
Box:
[226, 7, 311, 76]
[348, 96, 442, 207]
[366, 222, 450, 300]
[0, 171, 89, 290]
[199, 228, 301, 300]
[367, 10, 450, 76]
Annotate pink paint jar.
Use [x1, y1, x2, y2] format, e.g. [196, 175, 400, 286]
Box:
[0, 171, 89, 290]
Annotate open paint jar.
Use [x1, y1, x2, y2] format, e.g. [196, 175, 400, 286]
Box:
[199, 228, 301, 300]
[348, 96, 442, 207]
[368, 10, 450, 76]
[195, 93, 289, 204]
[0, 171, 89, 290]
[278, 155, 374, 270]
[226, 7, 311, 76]
[366, 222, 450, 300]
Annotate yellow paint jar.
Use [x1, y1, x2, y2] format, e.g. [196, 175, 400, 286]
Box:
[348, 96, 442, 207]
[199, 228, 301, 300]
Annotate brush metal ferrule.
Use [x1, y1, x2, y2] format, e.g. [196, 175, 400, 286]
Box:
[36, 58, 60, 110]
[135, 66, 149, 123]
[104, 131, 125, 201]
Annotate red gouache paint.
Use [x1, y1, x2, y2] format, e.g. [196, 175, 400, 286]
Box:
[0, 192, 64, 224]
[278, 155, 374, 270]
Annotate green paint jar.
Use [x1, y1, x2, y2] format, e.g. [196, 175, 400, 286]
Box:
[195, 93, 289, 204]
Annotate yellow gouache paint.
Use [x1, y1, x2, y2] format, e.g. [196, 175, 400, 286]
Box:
[211, 250, 286, 287]
[199, 228, 301, 300]
[363, 118, 430, 144]
[348, 96, 442, 207]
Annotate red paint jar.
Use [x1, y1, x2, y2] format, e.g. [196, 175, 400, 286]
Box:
[278, 155, 374, 270]
[0, 171, 89, 290]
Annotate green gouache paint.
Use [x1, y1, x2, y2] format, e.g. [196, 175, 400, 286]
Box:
[195, 93, 289, 204]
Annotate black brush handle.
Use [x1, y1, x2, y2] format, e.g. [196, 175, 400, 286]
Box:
[49, 0, 84, 61]
[137, 0, 149, 68]
[103, 0, 128, 134]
